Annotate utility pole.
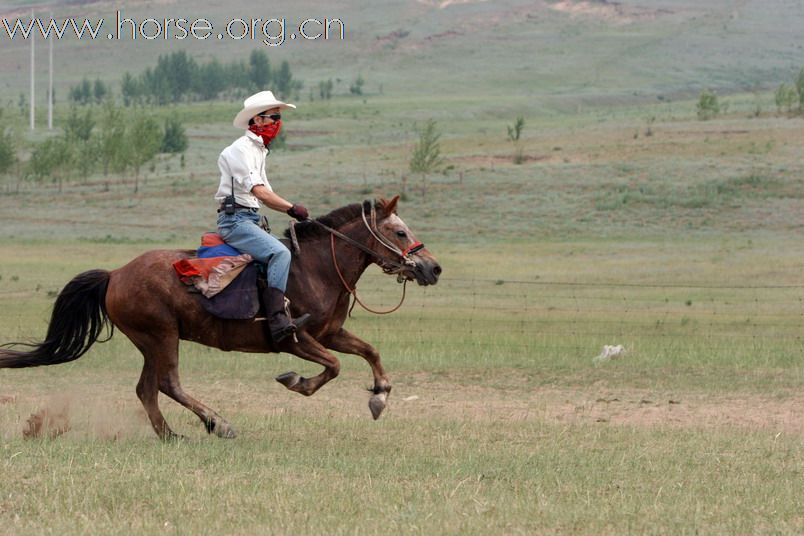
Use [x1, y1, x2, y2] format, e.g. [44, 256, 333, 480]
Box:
[29, 9, 35, 130]
[48, 11, 53, 130]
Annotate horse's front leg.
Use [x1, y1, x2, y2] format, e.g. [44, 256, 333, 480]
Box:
[322, 328, 391, 420]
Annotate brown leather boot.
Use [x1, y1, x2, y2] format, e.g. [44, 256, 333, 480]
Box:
[264, 287, 310, 343]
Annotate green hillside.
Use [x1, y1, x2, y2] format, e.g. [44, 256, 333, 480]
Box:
[1, 0, 802, 107]
[0, 0, 802, 245]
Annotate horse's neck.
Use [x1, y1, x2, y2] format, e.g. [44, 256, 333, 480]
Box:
[329, 221, 374, 289]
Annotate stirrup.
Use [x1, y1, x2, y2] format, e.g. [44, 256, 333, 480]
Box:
[271, 324, 296, 343]
[293, 313, 311, 331]
[270, 313, 311, 343]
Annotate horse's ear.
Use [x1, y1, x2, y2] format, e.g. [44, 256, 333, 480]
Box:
[379, 195, 400, 216]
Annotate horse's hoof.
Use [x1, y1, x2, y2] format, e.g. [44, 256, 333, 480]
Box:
[368, 393, 387, 420]
[162, 431, 189, 442]
[214, 421, 237, 439]
[276, 372, 301, 389]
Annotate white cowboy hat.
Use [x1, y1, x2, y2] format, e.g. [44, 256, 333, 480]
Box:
[233, 90, 296, 129]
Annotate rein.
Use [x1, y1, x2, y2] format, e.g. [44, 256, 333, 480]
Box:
[308, 218, 406, 273]
[330, 234, 408, 315]
[306, 203, 424, 315]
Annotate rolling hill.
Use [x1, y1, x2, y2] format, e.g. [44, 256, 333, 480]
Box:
[0, 0, 802, 109]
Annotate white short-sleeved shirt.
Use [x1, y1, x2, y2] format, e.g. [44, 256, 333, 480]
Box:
[215, 130, 273, 208]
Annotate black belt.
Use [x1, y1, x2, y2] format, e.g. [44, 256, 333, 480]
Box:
[217, 204, 259, 213]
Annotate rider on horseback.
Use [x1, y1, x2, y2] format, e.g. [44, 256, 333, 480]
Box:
[215, 90, 310, 342]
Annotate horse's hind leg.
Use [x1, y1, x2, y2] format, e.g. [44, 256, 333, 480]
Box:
[158, 359, 236, 439]
[134, 333, 234, 439]
[136, 350, 181, 440]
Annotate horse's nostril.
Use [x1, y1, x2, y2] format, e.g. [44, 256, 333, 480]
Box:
[433, 265, 442, 276]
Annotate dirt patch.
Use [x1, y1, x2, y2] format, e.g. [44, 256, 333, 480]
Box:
[425, 30, 464, 41]
[417, 0, 491, 9]
[7, 374, 800, 440]
[23, 405, 71, 439]
[670, 130, 751, 136]
[549, 0, 675, 25]
[535, 388, 804, 433]
[451, 153, 552, 166]
[372, 29, 410, 51]
[207, 372, 804, 436]
[10, 393, 151, 441]
[389, 382, 804, 434]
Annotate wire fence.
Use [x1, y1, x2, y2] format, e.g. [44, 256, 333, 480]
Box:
[2, 275, 803, 351]
[344, 274, 804, 353]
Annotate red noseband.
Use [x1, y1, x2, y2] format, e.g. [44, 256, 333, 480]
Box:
[403, 242, 424, 257]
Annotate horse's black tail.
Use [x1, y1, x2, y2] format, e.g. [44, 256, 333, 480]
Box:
[0, 269, 114, 369]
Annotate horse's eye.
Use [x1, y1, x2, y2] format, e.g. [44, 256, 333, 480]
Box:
[396, 230, 407, 238]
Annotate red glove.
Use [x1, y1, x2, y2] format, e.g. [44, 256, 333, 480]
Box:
[287, 203, 309, 221]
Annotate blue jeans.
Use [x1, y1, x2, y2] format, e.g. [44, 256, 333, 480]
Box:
[217, 209, 291, 291]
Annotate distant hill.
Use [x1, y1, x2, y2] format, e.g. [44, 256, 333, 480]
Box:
[0, 0, 802, 107]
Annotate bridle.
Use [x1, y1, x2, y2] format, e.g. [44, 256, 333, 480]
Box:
[307, 201, 425, 315]
[360, 200, 425, 272]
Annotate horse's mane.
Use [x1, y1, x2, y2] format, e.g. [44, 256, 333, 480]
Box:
[283, 198, 397, 241]
[283, 202, 364, 241]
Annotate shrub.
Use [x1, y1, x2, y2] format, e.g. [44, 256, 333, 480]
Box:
[507, 116, 525, 141]
[774, 84, 798, 113]
[696, 89, 720, 120]
[161, 117, 188, 154]
[349, 75, 365, 96]
[0, 109, 15, 175]
[409, 119, 444, 175]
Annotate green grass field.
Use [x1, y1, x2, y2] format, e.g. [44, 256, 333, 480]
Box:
[1, 235, 802, 534]
[1, 0, 804, 534]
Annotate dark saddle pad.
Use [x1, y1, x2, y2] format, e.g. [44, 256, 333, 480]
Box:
[197, 263, 260, 320]
[192, 232, 261, 320]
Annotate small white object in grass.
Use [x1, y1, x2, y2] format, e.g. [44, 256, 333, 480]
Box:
[593, 344, 625, 364]
[403, 395, 419, 401]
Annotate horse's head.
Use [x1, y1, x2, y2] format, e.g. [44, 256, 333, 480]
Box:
[368, 196, 441, 286]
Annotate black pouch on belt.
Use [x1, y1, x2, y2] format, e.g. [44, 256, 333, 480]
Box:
[223, 176, 236, 215]
[223, 195, 236, 215]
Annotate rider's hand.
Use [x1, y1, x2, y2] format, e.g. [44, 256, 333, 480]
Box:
[287, 203, 309, 221]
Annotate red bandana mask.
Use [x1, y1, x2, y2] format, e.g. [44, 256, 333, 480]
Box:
[249, 120, 282, 147]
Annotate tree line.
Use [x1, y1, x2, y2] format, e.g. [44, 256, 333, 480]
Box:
[71, 53, 373, 107]
[1, 50, 315, 190]
[69, 78, 110, 106]
[67, 51, 300, 107]
[118, 50, 300, 106]
[697, 68, 804, 120]
[0, 103, 187, 192]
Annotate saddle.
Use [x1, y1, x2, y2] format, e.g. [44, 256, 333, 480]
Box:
[173, 233, 260, 320]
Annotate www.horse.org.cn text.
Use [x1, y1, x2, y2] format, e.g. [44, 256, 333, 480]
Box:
[1, 11, 346, 46]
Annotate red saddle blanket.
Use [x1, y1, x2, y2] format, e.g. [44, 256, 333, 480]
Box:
[172, 233, 260, 320]
[172, 233, 253, 298]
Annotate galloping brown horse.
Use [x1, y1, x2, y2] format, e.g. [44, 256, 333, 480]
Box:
[0, 196, 441, 439]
